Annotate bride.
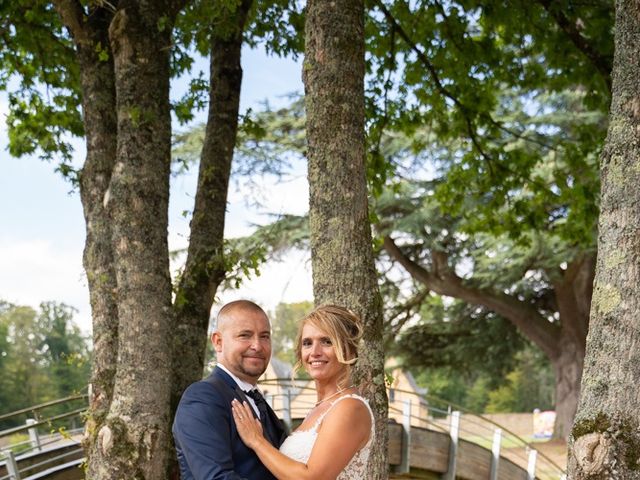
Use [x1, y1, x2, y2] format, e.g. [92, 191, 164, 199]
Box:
[231, 304, 375, 479]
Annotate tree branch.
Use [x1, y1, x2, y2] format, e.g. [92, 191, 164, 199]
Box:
[383, 288, 430, 343]
[535, 0, 612, 92]
[383, 235, 562, 359]
[374, 0, 495, 166]
[52, 0, 89, 44]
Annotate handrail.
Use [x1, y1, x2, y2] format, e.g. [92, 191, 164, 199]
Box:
[0, 407, 86, 438]
[258, 378, 566, 478]
[419, 390, 565, 473]
[0, 394, 87, 423]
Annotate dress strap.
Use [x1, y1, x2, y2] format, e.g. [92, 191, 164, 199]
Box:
[311, 394, 373, 430]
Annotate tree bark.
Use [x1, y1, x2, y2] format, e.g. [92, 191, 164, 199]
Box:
[384, 235, 594, 439]
[567, 1, 640, 477]
[98, 4, 177, 478]
[170, 0, 253, 474]
[75, 15, 119, 480]
[51, 2, 120, 477]
[55, 1, 185, 478]
[303, 1, 388, 477]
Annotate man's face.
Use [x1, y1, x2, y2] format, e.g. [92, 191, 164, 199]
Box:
[212, 308, 272, 384]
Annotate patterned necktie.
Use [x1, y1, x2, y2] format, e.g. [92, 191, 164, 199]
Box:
[245, 389, 279, 446]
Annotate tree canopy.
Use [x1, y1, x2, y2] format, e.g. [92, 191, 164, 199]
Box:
[0, 300, 91, 428]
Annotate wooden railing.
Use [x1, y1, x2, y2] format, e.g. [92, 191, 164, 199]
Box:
[0, 382, 566, 479]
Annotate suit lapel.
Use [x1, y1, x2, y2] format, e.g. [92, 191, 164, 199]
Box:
[209, 366, 286, 446]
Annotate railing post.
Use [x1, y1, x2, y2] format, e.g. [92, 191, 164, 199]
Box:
[444, 410, 460, 480]
[527, 448, 538, 480]
[2, 449, 21, 480]
[282, 390, 292, 431]
[490, 428, 502, 480]
[26, 418, 41, 451]
[394, 399, 412, 474]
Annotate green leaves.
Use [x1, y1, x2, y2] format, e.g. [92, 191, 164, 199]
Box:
[94, 41, 110, 62]
[0, 301, 91, 421]
[366, 0, 610, 245]
[1, 0, 82, 168]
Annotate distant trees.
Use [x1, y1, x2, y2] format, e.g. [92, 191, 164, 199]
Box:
[0, 301, 91, 428]
[270, 301, 313, 365]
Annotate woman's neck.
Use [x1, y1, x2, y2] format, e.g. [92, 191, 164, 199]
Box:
[314, 381, 354, 406]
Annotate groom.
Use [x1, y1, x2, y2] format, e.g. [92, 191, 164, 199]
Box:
[173, 300, 287, 479]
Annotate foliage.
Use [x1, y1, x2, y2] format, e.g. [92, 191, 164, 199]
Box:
[5, 433, 31, 455]
[0, 0, 82, 176]
[1, 0, 305, 175]
[411, 347, 554, 414]
[394, 297, 526, 382]
[366, 0, 611, 243]
[172, 0, 304, 125]
[484, 347, 555, 413]
[172, 94, 306, 180]
[270, 301, 313, 365]
[0, 300, 91, 428]
[217, 214, 309, 291]
[414, 367, 473, 410]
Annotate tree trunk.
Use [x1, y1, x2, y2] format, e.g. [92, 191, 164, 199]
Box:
[170, 0, 253, 475]
[50, 2, 121, 476]
[94, 5, 177, 478]
[73, 11, 119, 478]
[567, 1, 640, 477]
[303, 1, 388, 477]
[551, 335, 584, 440]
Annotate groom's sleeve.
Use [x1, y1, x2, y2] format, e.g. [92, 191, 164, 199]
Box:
[173, 382, 247, 480]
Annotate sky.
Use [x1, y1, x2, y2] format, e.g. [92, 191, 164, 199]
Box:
[0, 47, 313, 333]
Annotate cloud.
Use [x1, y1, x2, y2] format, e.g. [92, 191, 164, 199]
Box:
[0, 237, 91, 332]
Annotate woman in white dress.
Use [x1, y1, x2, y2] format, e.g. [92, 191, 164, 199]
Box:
[231, 304, 375, 480]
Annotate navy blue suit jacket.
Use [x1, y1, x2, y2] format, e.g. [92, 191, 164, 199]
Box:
[173, 367, 287, 479]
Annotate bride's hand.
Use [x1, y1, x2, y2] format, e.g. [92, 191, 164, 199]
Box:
[231, 399, 264, 449]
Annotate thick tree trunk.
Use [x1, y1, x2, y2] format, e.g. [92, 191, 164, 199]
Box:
[303, 1, 388, 477]
[54, 1, 213, 478]
[75, 13, 119, 478]
[51, 3, 120, 476]
[567, 1, 640, 477]
[169, 1, 253, 475]
[88, 3, 179, 478]
[552, 253, 593, 440]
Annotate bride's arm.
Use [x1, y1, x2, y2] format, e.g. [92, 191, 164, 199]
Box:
[231, 398, 371, 480]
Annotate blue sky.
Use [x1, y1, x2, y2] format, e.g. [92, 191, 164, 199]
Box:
[0, 47, 313, 332]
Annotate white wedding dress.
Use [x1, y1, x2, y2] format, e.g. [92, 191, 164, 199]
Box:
[279, 394, 375, 479]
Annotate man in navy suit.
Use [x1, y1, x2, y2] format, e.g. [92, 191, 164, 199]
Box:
[173, 300, 287, 479]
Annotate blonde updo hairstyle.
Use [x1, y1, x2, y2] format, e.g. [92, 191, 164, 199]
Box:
[293, 304, 364, 389]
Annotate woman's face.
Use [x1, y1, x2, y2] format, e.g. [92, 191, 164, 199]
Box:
[300, 322, 344, 384]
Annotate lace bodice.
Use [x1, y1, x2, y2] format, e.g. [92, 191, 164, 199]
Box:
[279, 394, 374, 479]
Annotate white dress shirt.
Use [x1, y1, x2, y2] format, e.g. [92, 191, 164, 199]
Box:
[217, 363, 262, 418]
